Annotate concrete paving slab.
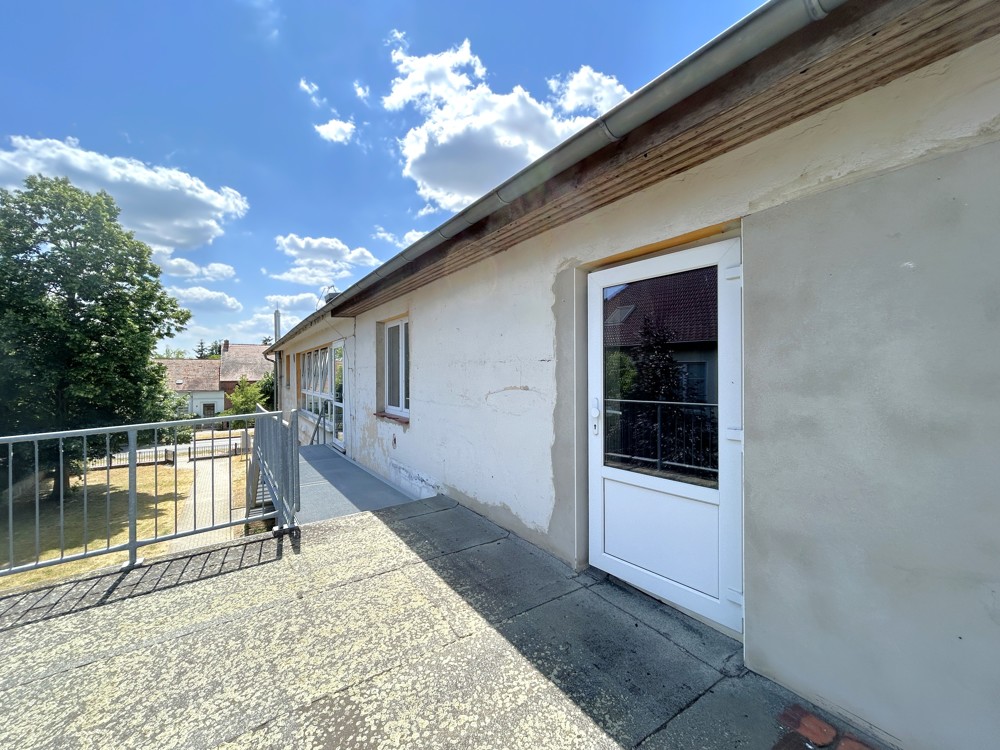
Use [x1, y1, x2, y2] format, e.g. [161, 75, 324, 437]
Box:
[0, 498, 890, 750]
[220, 627, 621, 750]
[495, 587, 722, 747]
[637, 671, 873, 750]
[589, 578, 744, 675]
[418, 535, 583, 625]
[384, 502, 509, 558]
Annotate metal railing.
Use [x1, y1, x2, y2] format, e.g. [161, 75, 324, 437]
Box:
[604, 398, 719, 480]
[250, 407, 299, 529]
[0, 411, 298, 580]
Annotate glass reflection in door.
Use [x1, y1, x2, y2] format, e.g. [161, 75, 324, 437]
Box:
[603, 266, 719, 488]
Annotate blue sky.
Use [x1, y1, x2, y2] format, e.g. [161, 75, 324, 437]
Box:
[0, 0, 762, 354]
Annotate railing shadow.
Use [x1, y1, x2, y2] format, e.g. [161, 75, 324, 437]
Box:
[0, 531, 299, 634]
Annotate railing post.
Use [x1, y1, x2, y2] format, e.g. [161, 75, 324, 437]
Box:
[290, 410, 300, 515]
[126, 429, 139, 569]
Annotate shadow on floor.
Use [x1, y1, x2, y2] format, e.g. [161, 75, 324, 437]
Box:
[368, 497, 883, 750]
[0, 533, 297, 634]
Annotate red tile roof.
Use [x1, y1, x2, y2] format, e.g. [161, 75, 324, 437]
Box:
[602, 266, 717, 348]
[220, 344, 271, 383]
[154, 359, 221, 392]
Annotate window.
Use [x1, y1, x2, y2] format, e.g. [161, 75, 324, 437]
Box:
[203, 403, 216, 417]
[296, 343, 346, 445]
[299, 345, 332, 417]
[383, 318, 409, 417]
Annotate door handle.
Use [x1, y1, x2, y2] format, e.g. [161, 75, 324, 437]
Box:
[592, 398, 601, 435]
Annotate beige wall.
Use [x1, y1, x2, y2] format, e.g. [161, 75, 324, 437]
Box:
[743, 139, 1000, 750]
[275, 36, 1000, 745]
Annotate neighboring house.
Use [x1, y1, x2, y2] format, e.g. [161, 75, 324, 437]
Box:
[157, 342, 271, 416]
[218, 340, 272, 409]
[268, 3, 1000, 748]
[155, 359, 224, 417]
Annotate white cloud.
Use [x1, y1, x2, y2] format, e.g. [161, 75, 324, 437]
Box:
[0, 136, 248, 251]
[373, 225, 426, 249]
[548, 65, 631, 116]
[353, 81, 370, 101]
[232, 312, 303, 342]
[264, 292, 321, 311]
[266, 233, 380, 286]
[381, 38, 629, 213]
[243, 0, 281, 40]
[314, 118, 356, 144]
[167, 286, 244, 312]
[298, 77, 326, 108]
[152, 248, 237, 282]
[385, 29, 407, 48]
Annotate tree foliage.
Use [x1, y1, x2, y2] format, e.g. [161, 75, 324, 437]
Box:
[156, 346, 187, 359]
[257, 370, 275, 410]
[0, 175, 191, 438]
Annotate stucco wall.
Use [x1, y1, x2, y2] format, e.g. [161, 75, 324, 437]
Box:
[320, 36, 1000, 572]
[742, 139, 1000, 750]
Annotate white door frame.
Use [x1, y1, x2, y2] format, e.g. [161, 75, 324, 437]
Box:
[587, 237, 743, 632]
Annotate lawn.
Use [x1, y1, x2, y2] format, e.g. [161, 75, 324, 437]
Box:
[0, 462, 194, 592]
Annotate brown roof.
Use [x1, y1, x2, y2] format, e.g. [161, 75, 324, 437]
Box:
[155, 359, 221, 392]
[602, 266, 716, 348]
[220, 344, 271, 383]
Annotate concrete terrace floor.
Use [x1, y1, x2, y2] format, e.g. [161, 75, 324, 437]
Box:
[0, 496, 886, 749]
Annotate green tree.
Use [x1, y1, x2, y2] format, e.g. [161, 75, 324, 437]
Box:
[156, 346, 187, 359]
[257, 370, 275, 410]
[224, 376, 265, 426]
[208, 340, 222, 358]
[261, 335, 273, 346]
[194, 339, 208, 359]
[0, 176, 190, 487]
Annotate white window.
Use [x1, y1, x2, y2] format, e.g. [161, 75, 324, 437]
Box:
[299, 346, 332, 418]
[384, 318, 409, 417]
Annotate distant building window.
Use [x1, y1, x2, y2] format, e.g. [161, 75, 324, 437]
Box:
[383, 318, 409, 417]
[678, 362, 708, 403]
[203, 403, 216, 417]
[605, 305, 636, 325]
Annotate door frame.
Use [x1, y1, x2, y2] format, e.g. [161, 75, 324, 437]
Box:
[587, 237, 744, 632]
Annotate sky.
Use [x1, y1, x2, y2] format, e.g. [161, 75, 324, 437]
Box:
[0, 0, 763, 355]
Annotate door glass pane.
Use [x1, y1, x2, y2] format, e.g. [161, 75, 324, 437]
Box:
[334, 404, 344, 443]
[387, 325, 400, 408]
[603, 266, 719, 488]
[333, 345, 344, 403]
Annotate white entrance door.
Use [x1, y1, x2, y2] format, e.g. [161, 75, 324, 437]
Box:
[588, 238, 743, 632]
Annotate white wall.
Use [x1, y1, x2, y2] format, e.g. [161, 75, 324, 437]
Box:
[321, 35, 1000, 566]
[742, 139, 1000, 750]
[186, 391, 224, 417]
[276, 36, 1000, 746]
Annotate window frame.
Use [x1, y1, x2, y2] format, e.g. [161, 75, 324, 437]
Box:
[383, 317, 409, 418]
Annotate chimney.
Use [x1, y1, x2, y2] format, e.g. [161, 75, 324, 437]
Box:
[222, 339, 229, 353]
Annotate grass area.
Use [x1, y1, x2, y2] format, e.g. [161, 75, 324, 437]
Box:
[193, 427, 255, 441]
[0, 463, 193, 592]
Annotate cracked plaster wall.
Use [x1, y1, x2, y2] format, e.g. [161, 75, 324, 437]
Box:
[280, 33, 1000, 607]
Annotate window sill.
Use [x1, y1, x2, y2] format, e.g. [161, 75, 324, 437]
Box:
[374, 411, 410, 425]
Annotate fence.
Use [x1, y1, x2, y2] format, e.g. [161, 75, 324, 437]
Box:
[604, 399, 719, 484]
[250, 407, 299, 529]
[0, 411, 298, 579]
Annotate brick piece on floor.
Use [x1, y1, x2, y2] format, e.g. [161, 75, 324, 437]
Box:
[837, 735, 874, 750]
[773, 732, 813, 750]
[778, 704, 838, 747]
